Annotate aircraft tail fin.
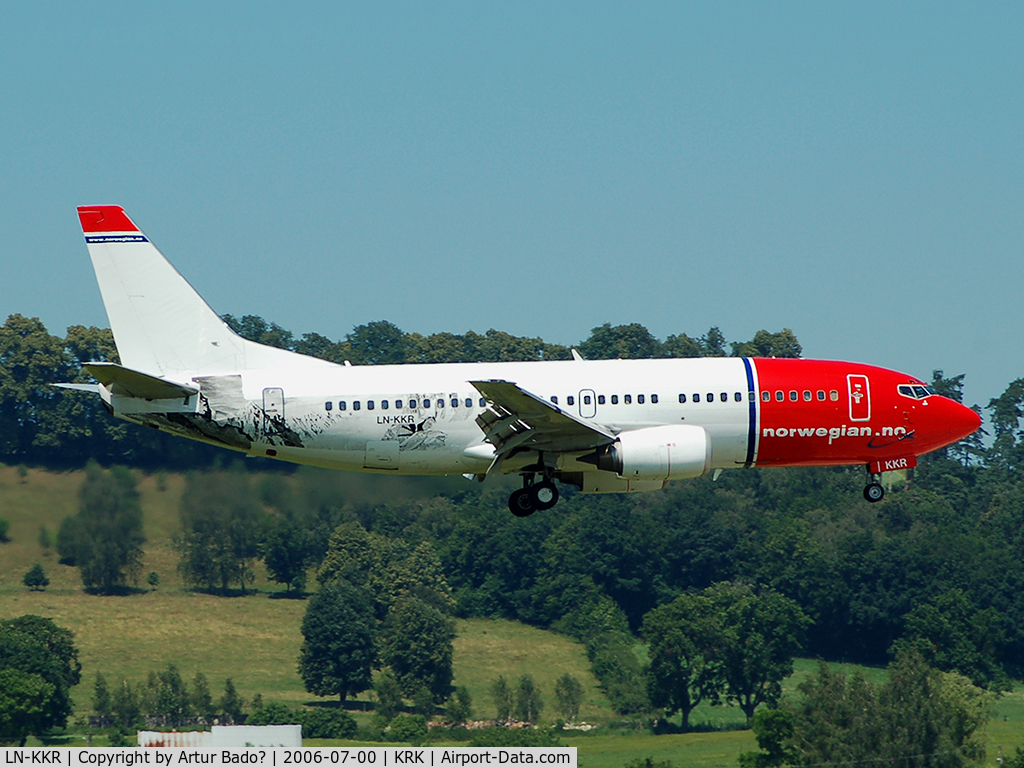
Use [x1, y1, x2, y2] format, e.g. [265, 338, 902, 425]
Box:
[78, 206, 330, 378]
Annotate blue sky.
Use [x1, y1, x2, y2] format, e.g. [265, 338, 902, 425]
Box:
[2, 2, 1021, 410]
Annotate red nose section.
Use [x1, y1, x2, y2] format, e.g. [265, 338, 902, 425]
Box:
[950, 400, 982, 442]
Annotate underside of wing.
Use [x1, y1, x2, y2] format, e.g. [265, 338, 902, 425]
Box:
[470, 379, 617, 458]
[83, 362, 198, 400]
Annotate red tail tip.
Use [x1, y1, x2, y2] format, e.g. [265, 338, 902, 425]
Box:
[78, 205, 139, 233]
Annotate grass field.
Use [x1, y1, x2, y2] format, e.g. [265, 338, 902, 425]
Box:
[2, 465, 1024, 764]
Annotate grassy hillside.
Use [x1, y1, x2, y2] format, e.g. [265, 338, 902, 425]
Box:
[2, 465, 1023, 765]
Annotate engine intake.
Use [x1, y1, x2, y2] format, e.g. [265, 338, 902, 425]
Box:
[579, 425, 712, 481]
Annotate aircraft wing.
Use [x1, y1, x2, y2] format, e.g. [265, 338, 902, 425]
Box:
[83, 362, 198, 400]
[470, 379, 617, 459]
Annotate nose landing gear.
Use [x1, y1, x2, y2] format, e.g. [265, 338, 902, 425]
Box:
[508, 472, 560, 517]
[864, 472, 885, 503]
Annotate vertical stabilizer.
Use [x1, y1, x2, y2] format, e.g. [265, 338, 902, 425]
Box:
[78, 206, 329, 378]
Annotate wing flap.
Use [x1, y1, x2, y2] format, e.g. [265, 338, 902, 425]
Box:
[470, 379, 616, 457]
[83, 362, 198, 400]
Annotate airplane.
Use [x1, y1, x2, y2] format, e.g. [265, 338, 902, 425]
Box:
[70, 205, 981, 516]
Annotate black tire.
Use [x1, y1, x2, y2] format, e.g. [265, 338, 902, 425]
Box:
[864, 483, 885, 503]
[531, 480, 559, 511]
[509, 488, 536, 517]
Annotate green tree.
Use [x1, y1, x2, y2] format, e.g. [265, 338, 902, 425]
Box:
[789, 651, 990, 767]
[150, 663, 191, 727]
[92, 672, 112, 723]
[299, 580, 376, 701]
[0, 518, 8, 543]
[177, 470, 262, 593]
[263, 520, 312, 593]
[111, 679, 141, 730]
[738, 709, 798, 768]
[23, 564, 49, 591]
[491, 676, 513, 722]
[191, 672, 214, 722]
[67, 463, 145, 593]
[713, 583, 810, 724]
[894, 588, 1010, 690]
[578, 323, 662, 360]
[445, 686, 473, 725]
[219, 678, 245, 724]
[0, 616, 81, 741]
[379, 597, 455, 703]
[345, 321, 409, 365]
[0, 668, 55, 746]
[374, 669, 404, 721]
[730, 329, 802, 358]
[643, 591, 723, 731]
[553, 674, 584, 723]
[514, 674, 544, 723]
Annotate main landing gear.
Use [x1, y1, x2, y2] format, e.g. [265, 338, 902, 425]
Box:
[508, 471, 560, 517]
[864, 471, 885, 503]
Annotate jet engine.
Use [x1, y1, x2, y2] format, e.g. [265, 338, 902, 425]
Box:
[579, 425, 712, 481]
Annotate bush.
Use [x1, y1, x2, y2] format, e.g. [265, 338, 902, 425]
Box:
[302, 708, 357, 740]
[469, 728, 562, 748]
[387, 714, 428, 745]
[248, 701, 297, 725]
[0, 517, 9, 542]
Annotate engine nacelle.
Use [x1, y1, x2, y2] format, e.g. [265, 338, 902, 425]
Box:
[580, 425, 712, 481]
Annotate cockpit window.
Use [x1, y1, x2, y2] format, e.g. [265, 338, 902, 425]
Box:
[899, 384, 937, 400]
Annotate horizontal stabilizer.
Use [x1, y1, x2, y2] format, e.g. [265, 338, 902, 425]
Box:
[53, 383, 101, 393]
[83, 362, 198, 400]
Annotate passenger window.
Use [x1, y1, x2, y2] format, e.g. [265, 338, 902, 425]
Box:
[479, 398, 486, 407]
[734, 392, 742, 402]
[720, 393, 727, 402]
[803, 391, 811, 402]
[339, 401, 347, 411]
[748, 391, 755, 401]
[611, 395, 619, 404]
[789, 391, 797, 402]
[353, 401, 361, 411]
[551, 396, 559, 404]
[409, 399, 416, 408]
[325, 401, 333, 411]
[584, 395, 592, 405]
[707, 393, 714, 403]
[466, 398, 473, 408]
[830, 391, 839, 401]
[624, 395, 632, 404]
[368, 400, 375, 410]
[762, 391, 770, 402]
[776, 391, 784, 402]
[438, 399, 445, 408]
[567, 395, 575, 406]
[817, 391, 825, 401]
[638, 394, 645, 405]
[693, 393, 701, 403]
[679, 393, 687, 403]
[395, 399, 403, 409]
[382, 400, 389, 410]
[651, 394, 659, 404]
[451, 398, 458, 408]
[598, 395, 606, 405]
[423, 398, 430, 408]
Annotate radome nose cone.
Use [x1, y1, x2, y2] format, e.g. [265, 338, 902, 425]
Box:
[952, 401, 982, 441]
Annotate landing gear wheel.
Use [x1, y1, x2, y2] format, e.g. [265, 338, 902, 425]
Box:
[530, 480, 559, 511]
[509, 488, 536, 517]
[864, 483, 885, 503]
